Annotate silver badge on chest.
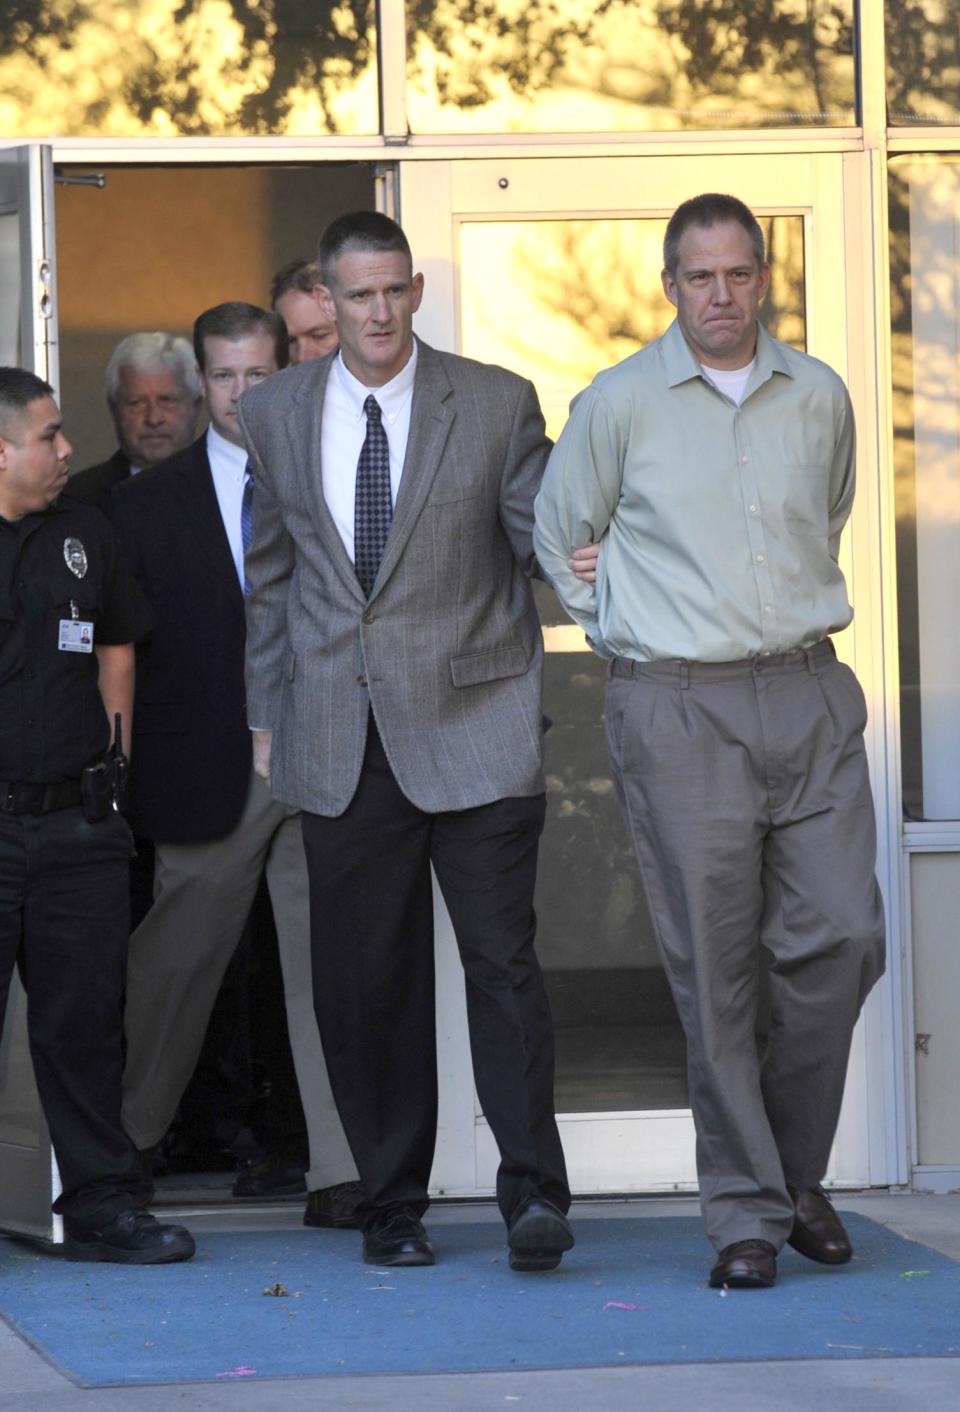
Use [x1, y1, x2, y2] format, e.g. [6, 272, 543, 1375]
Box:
[63, 537, 88, 579]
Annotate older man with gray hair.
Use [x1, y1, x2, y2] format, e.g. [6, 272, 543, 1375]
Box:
[70, 332, 202, 514]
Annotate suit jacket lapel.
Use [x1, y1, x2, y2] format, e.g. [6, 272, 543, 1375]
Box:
[370, 340, 454, 600]
[288, 358, 366, 604]
[175, 442, 246, 629]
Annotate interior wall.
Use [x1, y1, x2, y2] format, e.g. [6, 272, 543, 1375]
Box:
[55, 163, 374, 472]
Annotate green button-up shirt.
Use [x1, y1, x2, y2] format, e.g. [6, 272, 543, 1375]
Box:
[533, 319, 855, 663]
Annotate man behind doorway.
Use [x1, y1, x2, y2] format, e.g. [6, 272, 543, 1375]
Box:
[69, 332, 202, 513]
[239, 212, 573, 1272]
[113, 302, 361, 1230]
[71, 331, 203, 931]
[534, 193, 885, 1291]
[270, 258, 338, 365]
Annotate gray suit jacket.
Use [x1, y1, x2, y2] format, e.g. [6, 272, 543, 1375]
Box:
[238, 338, 550, 817]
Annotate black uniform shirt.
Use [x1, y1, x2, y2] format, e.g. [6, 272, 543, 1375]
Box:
[0, 495, 154, 783]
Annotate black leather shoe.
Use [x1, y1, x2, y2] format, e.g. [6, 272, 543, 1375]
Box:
[709, 1239, 777, 1288]
[507, 1196, 575, 1272]
[362, 1208, 435, 1267]
[64, 1209, 196, 1264]
[304, 1180, 365, 1229]
[232, 1154, 307, 1200]
[787, 1185, 853, 1265]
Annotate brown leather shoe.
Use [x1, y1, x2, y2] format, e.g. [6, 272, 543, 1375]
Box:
[708, 1239, 777, 1288]
[787, 1185, 853, 1265]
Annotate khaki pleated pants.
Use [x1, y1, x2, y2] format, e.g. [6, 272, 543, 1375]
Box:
[121, 767, 357, 1192]
[605, 640, 885, 1252]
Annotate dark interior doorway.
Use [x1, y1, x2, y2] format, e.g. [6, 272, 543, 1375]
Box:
[56, 161, 374, 469]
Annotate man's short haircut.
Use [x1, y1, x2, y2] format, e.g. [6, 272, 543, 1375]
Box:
[317, 211, 412, 289]
[192, 302, 289, 372]
[104, 332, 201, 406]
[663, 194, 766, 277]
[0, 366, 54, 437]
[270, 258, 323, 309]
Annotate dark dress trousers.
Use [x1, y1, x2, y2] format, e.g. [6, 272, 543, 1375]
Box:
[240, 342, 571, 1226]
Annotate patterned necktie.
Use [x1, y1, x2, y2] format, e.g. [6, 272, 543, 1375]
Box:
[354, 395, 392, 597]
[241, 466, 254, 597]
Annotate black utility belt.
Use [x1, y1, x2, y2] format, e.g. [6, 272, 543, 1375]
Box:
[1, 757, 123, 822]
[0, 779, 82, 816]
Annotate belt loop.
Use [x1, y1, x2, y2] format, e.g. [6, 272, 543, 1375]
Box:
[678, 660, 690, 690]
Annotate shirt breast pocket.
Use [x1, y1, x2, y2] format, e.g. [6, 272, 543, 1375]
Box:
[51, 589, 102, 633]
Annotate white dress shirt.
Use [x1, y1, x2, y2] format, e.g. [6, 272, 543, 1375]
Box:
[321, 345, 418, 562]
[206, 424, 251, 589]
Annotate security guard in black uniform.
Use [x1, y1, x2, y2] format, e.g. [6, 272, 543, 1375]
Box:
[0, 367, 194, 1262]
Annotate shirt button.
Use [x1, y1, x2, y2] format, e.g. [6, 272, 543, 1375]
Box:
[756, 553, 765, 563]
[764, 604, 773, 613]
[749, 504, 758, 513]
[741, 456, 748, 464]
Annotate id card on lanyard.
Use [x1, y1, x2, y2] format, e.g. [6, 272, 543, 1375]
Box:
[59, 598, 94, 653]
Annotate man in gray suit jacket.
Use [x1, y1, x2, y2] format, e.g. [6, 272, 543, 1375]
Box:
[239, 211, 572, 1271]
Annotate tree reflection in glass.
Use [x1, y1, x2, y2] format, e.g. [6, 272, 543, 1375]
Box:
[408, 0, 856, 134]
[0, 0, 378, 136]
[886, 0, 960, 124]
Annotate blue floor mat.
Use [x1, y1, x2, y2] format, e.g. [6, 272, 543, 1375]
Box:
[1, 1213, 958, 1387]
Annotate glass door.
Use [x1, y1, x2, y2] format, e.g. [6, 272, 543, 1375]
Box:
[404, 150, 889, 1197]
[0, 143, 61, 1240]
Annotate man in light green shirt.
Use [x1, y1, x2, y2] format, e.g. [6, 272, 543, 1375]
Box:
[534, 193, 885, 1291]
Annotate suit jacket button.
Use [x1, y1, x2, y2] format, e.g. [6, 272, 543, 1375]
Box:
[357, 673, 367, 687]
[362, 611, 375, 625]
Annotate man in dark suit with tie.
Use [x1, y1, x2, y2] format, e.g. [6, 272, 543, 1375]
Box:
[69, 332, 202, 514]
[112, 303, 360, 1228]
[239, 212, 573, 1271]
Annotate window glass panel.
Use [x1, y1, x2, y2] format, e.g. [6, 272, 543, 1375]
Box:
[0, 1, 378, 136]
[408, 1, 856, 134]
[460, 216, 805, 1110]
[887, 2, 960, 125]
[889, 156, 960, 820]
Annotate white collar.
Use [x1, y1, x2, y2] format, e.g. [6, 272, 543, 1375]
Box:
[207, 423, 250, 475]
[333, 343, 418, 423]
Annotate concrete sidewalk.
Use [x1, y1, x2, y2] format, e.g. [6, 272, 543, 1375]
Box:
[2, 1192, 958, 1412]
